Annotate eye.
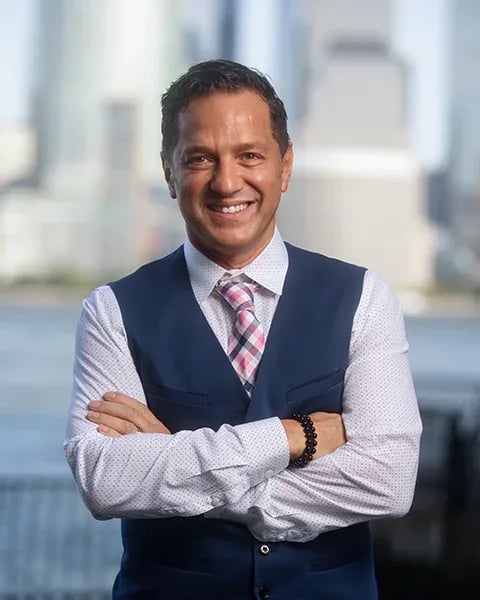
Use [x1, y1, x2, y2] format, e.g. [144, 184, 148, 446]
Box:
[240, 152, 262, 162]
[185, 155, 211, 168]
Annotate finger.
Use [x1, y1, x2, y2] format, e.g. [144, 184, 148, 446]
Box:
[93, 394, 171, 434]
[97, 425, 122, 438]
[89, 400, 146, 427]
[87, 410, 138, 435]
[101, 393, 154, 431]
[104, 391, 149, 413]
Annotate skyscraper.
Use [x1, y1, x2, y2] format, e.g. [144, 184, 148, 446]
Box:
[279, 0, 434, 290]
[31, 0, 187, 275]
[35, 0, 184, 188]
[446, 0, 480, 268]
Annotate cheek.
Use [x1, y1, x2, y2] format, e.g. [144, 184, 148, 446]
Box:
[246, 170, 278, 193]
[259, 173, 285, 200]
[178, 173, 208, 198]
[177, 192, 204, 219]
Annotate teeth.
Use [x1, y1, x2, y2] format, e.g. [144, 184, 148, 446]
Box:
[212, 203, 249, 214]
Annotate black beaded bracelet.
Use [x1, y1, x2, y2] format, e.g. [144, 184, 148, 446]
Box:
[288, 413, 318, 468]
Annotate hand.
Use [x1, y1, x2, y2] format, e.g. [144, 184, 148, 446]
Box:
[87, 392, 171, 437]
[281, 412, 346, 462]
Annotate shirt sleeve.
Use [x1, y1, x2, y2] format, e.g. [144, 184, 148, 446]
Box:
[204, 270, 423, 542]
[64, 286, 290, 520]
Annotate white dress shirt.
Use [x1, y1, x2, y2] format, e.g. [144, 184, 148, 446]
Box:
[65, 229, 422, 542]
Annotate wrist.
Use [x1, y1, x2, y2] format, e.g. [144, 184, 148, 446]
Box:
[287, 414, 318, 468]
[281, 418, 305, 461]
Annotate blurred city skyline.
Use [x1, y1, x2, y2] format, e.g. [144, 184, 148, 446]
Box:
[0, 0, 478, 303]
[0, 0, 450, 170]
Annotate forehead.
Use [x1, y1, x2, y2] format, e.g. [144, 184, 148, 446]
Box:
[175, 90, 274, 146]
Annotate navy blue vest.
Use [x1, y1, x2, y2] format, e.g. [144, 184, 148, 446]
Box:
[109, 243, 377, 600]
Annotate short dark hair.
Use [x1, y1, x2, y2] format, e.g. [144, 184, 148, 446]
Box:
[161, 59, 290, 161]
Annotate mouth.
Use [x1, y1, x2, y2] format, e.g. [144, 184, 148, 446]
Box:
[209, 202, 253, 215]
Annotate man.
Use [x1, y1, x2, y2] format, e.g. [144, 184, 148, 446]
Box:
[65, 60, 422, 599]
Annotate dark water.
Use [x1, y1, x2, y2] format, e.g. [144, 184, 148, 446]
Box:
[0, 304, 81, 475]
[0, 304, 479, 474]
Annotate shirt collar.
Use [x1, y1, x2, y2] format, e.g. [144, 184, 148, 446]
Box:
[184, 227, 289, 305]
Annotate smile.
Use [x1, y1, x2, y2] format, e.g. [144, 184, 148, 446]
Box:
[210, 203, 250, 214]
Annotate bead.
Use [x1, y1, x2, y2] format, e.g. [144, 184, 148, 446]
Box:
[288, 413, 318, 468]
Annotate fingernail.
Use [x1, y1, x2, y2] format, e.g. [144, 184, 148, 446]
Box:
[88, 411, 100, 419]
[89, 400, 101, 409]
[104, 392, 116, 400]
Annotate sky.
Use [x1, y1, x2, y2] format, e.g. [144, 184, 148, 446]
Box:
[0, 0, 450, 169]
[392, 0, 451, 169]
[0, 0, 37, 125]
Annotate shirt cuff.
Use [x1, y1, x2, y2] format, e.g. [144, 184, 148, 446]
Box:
[235, 417, 290, 487]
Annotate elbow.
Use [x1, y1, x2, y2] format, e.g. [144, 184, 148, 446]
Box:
[79, 484, 115, 520]
[385, 427, 422, 519]
[385, 483, 415, 518]
[384, 453, 420, 519]
[65, 439, 121, 519]
[70, 466, 117, 520]
[73, 460, 137, 519]
[360, 433, 421, 520]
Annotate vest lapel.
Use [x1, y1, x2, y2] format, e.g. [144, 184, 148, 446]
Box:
[245, 250, 298, 421]
[172, 248, 251, 406]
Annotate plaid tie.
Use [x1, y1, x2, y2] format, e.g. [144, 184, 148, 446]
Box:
[216, 278, 266, 394]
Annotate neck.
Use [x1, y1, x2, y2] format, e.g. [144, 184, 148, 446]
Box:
[206, 243, 270, 270]
[188, 236, 275, 270]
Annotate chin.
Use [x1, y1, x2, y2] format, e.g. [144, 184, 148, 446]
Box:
[218, 234, 254, 251]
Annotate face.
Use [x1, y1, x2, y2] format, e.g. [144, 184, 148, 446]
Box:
[162, 90, 293, 269]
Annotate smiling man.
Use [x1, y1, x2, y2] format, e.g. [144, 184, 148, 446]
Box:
[164, 89, 292, 269]
[65, 60, 422, 600]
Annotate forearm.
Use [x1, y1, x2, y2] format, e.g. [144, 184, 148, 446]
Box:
[66, 417, 288, 520]
[205, 428, 421, 542]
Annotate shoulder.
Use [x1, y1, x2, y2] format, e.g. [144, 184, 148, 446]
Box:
[79, 249, 185, 332]
[103, 246, 188, 321]
[358, 269, 403, 319]
[109, 246, 184, 292]
[78, 285, 124, 340]
[285, 242, 366, 284]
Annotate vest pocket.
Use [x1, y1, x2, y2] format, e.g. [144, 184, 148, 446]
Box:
[143, 383, 210, 407]
[143, 383, 212, 432]
[285, 370, 344, 414]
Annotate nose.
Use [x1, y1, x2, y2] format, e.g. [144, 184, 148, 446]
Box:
[209, 158, 243, 197]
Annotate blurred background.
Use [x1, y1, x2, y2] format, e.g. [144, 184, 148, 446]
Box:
[0, 0, 479, 598]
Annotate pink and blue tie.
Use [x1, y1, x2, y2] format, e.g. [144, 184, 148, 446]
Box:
[216, 279, 266, 394]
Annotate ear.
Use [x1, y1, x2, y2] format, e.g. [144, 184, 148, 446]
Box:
[161, 152, 177, 199]
[280, 143, 293, 193]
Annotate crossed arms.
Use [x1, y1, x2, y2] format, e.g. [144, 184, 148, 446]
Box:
[65, 271, 422, 542]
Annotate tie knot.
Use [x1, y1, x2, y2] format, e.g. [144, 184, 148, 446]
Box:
[216, 279, 255, 314]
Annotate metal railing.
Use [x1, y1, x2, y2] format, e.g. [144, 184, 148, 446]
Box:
[1, 379, 479, 598]
[373, 379, 480, 598]
[0, 478, 120, 599]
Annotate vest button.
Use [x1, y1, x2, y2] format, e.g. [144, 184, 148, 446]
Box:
[259, 544, 270, 556]
[259, 587, 270, 599]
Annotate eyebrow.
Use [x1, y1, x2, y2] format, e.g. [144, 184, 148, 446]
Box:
[181, 145, 214, 155]
[181, 142, 267, 155]
[234, 142, 267, 153]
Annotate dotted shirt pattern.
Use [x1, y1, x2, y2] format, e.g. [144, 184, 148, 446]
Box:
[65, 229, 422, 541]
